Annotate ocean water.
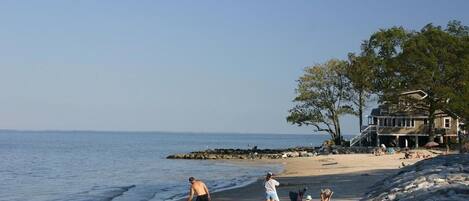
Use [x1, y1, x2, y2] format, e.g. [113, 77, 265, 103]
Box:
[0, 131, 329, 201]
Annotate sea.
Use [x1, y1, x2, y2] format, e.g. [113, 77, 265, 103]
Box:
[0, 131, 330, 201]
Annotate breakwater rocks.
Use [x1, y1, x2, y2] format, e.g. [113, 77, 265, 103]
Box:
[166, 146, 376, 160]
[362, 154, 469, 201]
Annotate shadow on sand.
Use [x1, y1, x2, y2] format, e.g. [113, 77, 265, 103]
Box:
[203, 169, 398, 201]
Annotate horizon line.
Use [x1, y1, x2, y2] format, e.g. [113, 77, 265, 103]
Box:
[0, 128, 328, 136]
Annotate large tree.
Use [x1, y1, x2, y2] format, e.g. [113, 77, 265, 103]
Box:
[346, 53, 375, 132]
[362, 26, 410, 95]
[287, 59, 354, 145]
[362, 21, 469, 142]
[448, 83, 469, 122]
[445, 21, 469, 122]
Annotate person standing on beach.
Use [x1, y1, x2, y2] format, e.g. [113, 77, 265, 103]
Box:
[187, 177, 211, 201]
[264, 172, 280, 201]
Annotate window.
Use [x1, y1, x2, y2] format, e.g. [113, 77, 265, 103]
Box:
[397, 118, 402, 127]
[444, 118, 451, 128]
[411, 119, 415, 127]
[406, 119, 411, 127]
[392, 118, 396, 127]
[379, 118, 384, 126]
[423, 119, 428, 125]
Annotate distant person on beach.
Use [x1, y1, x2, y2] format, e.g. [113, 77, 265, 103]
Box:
[320, 188, 333, 201]
[264, 172, 280, 201]
[187, 177, 211, 201]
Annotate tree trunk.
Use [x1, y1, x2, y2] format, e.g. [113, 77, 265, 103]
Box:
[329, 108, 341, 145]
[428, 103, 436, 143]
[359, 91, 364, 132]
[337, 121, 342, 145]
[334, 114, 342, 145]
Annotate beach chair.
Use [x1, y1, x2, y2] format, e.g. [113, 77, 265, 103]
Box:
[386, 148, 395, 154]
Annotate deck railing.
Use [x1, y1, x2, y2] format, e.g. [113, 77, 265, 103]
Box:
[350, 125, 376, 147]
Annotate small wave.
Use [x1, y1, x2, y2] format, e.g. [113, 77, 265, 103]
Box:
[107, 185, 136, 201]
[161, 176, 259, 201]
[52, 185, 136, 201]
[160, 163, 283, 201]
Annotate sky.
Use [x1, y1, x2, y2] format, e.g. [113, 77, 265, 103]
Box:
[0, 0, 468, 134]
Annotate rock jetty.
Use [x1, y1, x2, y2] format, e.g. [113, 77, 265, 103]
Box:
[362, 154, 469, 201]
[166, 146, 376, 160]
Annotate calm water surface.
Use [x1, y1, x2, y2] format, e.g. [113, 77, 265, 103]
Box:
[0, 131, 329, 201]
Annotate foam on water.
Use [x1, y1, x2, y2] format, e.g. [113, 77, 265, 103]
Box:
[0, 131, 326, 201]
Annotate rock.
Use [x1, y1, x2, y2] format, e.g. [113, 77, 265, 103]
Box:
[362, 154, 469, 201]
[290, 151, 300, 157]
[446, 174, 466, 182]
[306, 152, 315, 157]
[386, 193, 396, 200]
[167, 146, 378, 160]
[434, 178, 446, 184]
[299, 151, 308, 157]
[282, 151, 300, 157]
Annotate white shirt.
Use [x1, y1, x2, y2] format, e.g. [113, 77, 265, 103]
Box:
[264, 179, 280, 193]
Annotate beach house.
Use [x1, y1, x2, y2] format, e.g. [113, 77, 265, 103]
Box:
[350, 90, 464, 148]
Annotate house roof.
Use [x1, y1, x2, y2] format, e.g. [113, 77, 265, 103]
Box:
[369, 90, 464, 121]
[371, 108, 381, 116]
[400, 90, 428, 100]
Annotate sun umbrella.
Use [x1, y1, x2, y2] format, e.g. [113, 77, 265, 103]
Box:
[424, 141, 439, 148]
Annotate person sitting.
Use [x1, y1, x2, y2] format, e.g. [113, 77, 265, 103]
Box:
[373, 147, 384, 156]
[320, 188, 333, 201]
[404, 151, 413, 159]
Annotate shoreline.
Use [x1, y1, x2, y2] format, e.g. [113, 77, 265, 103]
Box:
[173, 159, 284, 201]
[177, 152, 434, 201]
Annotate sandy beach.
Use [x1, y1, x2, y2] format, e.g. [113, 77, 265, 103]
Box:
[183, 152, 432, 201]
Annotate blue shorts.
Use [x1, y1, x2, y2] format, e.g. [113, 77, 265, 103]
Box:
[266, 191, 279, 201]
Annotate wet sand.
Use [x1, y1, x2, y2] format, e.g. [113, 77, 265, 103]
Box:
[181, 153, 432, 201]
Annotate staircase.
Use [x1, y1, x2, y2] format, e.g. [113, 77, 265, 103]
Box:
[350, 125, 376, 147]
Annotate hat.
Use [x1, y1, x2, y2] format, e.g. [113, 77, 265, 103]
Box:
[305, 195, 312, 200]
[266, 172, 273, 176]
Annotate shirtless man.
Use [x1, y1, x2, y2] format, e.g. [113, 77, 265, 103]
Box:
[187, 177, 211, 201]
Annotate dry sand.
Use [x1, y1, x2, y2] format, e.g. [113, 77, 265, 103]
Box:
[205, 152, 434, 201]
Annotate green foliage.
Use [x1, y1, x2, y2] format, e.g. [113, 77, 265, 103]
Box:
[448, 83, 469, 121]
[346, 53, 375, 130]
[288, 20, 468, 144]
[287, 59, 354, 144]
[362, 21, 469, 141]
[446, 20, 469, 37]
[445, 21, 469, 121]
[362, 26, 410, 94]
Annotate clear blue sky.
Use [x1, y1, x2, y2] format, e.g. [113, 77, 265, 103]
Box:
[0, 1, 468, 134]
